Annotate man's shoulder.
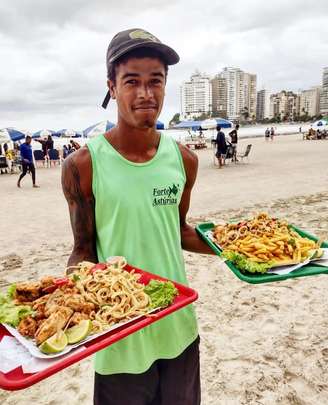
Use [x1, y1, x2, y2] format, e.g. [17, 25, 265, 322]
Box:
[62, 146, 91, 173]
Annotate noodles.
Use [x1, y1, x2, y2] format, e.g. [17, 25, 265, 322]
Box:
[69, 258, 150, 333]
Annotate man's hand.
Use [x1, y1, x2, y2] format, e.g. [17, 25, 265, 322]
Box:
[61, 147, 98, 266]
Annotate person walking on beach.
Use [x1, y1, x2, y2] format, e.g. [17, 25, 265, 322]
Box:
[270, 126, 275, 141]
[215, 124, 227, 168]
[17, 135, 39, 188]
[229, 124, 239, 162]
[265, 128, 270, 141]
[62, 28, 214, 405]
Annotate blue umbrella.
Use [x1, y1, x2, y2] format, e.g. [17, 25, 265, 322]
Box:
[156, 121, 165, 130]
[6, 128, 26, 142]
[32, 129, 55, 138]
[173, 120, 203, 130]
[201, 118, 233, 129]
[83, 120, 115, 137]
[52, 129, 82, 137]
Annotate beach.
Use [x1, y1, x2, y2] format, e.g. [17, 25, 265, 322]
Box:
[1, 133, 328, 404]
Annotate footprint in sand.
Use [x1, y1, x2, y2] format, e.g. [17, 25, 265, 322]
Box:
[0, 254, 23, 271]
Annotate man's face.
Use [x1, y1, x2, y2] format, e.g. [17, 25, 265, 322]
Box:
[26, 138, 31, 145]
[109, 57, 166, 129]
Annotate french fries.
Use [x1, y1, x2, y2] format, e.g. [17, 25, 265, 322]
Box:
[213, 213, 317, 266]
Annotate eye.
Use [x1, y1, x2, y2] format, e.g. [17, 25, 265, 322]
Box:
[151, 78, 163, 85]
[125, 79, 137, 85]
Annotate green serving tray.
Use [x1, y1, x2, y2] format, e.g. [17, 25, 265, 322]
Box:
[196, 222, 328, 284]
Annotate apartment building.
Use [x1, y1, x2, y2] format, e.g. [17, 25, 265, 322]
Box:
[180, 71, 212, 119]
[299, 86, 321, 117]
[320, 67, 328, 115]
[269, 91, 299, 120]
[256, 89, 270, 120]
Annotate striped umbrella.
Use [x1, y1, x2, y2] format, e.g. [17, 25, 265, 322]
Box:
[6, 128, 26, 142]
[33, 129, 55, 138]
[83, 120, 115, 138]
[53, 129, 82, 138]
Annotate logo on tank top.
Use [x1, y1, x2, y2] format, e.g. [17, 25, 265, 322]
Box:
[152, 183, 180, 207]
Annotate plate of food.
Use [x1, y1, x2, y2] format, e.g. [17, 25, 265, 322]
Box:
[196, 213, 328, 284]
[0, 258, 198, 390]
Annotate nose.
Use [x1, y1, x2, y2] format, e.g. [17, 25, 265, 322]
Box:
[137, 83, 154, 99]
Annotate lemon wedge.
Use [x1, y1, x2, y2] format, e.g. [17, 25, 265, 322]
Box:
[65, 320, 92, 344]
[39, 330, 68, 354]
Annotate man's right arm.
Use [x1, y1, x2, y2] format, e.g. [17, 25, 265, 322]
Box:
[61, 148, 98, 267]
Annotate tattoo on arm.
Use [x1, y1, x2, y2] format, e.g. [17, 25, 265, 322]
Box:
[62, 157, 97, 266]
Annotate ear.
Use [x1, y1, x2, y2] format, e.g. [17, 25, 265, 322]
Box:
[108, 79, 116, 100]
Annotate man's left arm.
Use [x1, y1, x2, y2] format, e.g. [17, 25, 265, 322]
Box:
[178, 143, 215, 255]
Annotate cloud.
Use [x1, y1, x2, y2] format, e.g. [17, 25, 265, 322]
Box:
[0, 0, 327, 130]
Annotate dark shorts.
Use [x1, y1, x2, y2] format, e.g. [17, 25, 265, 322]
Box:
[94, 336, 200, 405]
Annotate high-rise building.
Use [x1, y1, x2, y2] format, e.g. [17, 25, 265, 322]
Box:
[269, 91, 299, 120]
[320, 67, 328, 115]
[211, 74, 227, 118]
[245, 73, 257, 119]
[220, 67, 257, 121]
[256, 89, 270, 120]
[299, 86, 321, 117]
[180, 71, 212, 119]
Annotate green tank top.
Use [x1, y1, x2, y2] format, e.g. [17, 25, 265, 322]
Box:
[87, 133, 198, 375]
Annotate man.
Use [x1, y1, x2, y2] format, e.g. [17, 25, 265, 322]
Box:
[215, 124, 227, 168]
[229, 124, 239, 162]
[265, 128, 270, 141]
[62, 28, 214, 405]
[17, 135, 39, 188]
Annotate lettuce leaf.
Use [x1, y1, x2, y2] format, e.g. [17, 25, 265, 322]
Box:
[222, 250, 272, 274]
[0, 285, 34, 327]
[144, 280, 178, 309]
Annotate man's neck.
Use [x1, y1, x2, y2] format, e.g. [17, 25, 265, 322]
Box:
[104, 119, 161, 163]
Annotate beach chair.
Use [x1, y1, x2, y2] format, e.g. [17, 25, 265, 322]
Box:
[237, 144, 252, 163]
[33, 150, 45, 167]
[48, 148, 61, 167]
[0, 156, 8, 174]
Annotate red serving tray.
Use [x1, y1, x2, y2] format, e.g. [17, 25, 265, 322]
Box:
[0, 264, 198, 391]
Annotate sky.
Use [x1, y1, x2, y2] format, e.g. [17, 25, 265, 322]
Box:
[0, 0, 327, 132]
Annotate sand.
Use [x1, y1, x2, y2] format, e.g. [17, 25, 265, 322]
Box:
[1, 134, 328, 404]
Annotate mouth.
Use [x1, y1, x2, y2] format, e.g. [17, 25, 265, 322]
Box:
[133, 105, 158, 111]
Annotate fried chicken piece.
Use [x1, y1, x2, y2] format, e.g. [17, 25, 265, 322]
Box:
[18, 316, 37, 338]
[35, 306, 73, 345]
[15, 282, 41, 302]
[40, 276, 57, 290]
[69, 312, 89, 326]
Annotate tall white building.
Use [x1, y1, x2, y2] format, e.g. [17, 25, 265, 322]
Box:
[256, 89, 270, 120]
[300, 86, 321, 117]
[220, 67, 257, 121]
[180, 71, 212, 119]
[320, 67, 328, 115]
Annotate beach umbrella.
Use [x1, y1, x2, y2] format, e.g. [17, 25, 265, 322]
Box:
[156, 121, 165, 130]
[313, 119, 328, 128]
[83, 120, 115, 138]
[201, 118, 233, 129]
[33, 129, 55, 138]
[173, 120, 203, 130]
[0, 129, 10, 144]
[53, 129, 82, 138]
[5, 128, 26, 142]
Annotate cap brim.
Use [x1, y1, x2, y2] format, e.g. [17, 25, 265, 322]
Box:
[109, 41, 180, 65]
[102, 91, 111, 109]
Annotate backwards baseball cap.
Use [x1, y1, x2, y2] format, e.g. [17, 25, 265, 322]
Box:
[102, 28, 180, 109]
